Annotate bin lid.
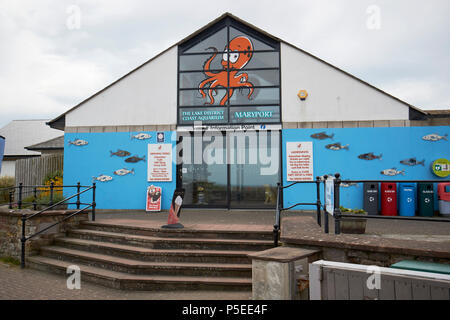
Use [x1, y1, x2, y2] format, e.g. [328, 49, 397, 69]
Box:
[391, 260, 450, 275]
[438, 183, 450, 201]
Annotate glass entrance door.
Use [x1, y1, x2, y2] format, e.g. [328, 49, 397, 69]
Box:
[229, 130, 279, 208]
[178, 130, 279, 208]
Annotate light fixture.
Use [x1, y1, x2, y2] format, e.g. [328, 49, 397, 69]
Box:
[297, 90, 308, 100]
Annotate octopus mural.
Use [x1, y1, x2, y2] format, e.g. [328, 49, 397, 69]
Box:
[198, 36, 254, 105]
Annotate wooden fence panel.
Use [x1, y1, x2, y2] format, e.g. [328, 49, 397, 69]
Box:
[15, 154, 63, 187]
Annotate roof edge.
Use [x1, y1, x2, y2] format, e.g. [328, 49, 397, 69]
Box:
[48, 12, 429, 128]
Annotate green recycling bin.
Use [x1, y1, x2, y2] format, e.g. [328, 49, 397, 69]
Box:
[417, 183, 434, 217]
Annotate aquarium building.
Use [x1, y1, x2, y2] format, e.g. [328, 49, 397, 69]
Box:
[48, 13, 449, 211]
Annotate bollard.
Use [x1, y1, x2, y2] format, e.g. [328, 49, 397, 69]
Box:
[316, 176, 322, 227]
[333, 173, 341, 235]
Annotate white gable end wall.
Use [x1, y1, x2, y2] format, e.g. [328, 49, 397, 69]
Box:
[66, 46, 178, 128]
[280, 43, 410, 123]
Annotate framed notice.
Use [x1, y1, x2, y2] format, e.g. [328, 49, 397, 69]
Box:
[146, 185, 162, 212]
[286, 142, 314, 181]
[148, 144, 172, 181]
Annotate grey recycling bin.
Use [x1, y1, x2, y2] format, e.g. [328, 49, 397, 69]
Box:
[364, 182, 379, 215]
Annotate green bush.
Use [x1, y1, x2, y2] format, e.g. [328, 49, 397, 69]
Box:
[0, 176, 15, 203]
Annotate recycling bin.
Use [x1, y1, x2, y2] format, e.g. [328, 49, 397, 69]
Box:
[437, 183, 450, 216]
[363, 182, 379, 215]
[417, 183, 434, 217]
[399, 183, 416, 217]
[381, 182, 397, 216]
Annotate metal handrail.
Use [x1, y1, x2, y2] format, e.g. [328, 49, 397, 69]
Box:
[273, 176, 323, 246]
[20, 182, 97, 268]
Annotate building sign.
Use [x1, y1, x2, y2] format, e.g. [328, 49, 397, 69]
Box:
[230, 106, 280, 123]
[146, 185, 162, 212]
[432, 158, 450, 178]
[148, 144, 172, 181]
[179, 107, 228, 124]
[286, 142, 314, 181]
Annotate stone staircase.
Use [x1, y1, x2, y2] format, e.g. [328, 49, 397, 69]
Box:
[27, 220, 274, 291]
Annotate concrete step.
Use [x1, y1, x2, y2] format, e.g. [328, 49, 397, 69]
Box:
[28, 256, 252, 291]
[80, 221, 274, 241]
[40, 246, 252, 277]
[55, 237, 256, 264]
[67, 228, 273, 251]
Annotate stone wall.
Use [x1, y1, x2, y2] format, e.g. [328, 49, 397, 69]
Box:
[0, 206, 88, 261]
[281, 216, 450, 268]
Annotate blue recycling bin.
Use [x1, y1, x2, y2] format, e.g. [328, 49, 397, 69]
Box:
[399, 183, 416, 216]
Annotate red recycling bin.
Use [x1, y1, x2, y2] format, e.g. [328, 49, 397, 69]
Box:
[381, 182, 397, 216]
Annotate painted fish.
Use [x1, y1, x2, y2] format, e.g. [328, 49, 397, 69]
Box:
[340, 182, 358, 188]
[113, 168, 135, 176]
[422, 133, 447, 142]
[110, 149, 131, 157]
[380, 168, 405, 176]
[400, 157, 425, 166]
[358, 152, 382, 160]
[125, 155, 146, 163]
[310, 132, 334, 140]
[68, 139, 88, 146]
[131, 133, 152, 140]
[93, 174, 113, 182]
[325, 143, 349, 151]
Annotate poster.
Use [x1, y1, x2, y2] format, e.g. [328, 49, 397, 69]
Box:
[286, 142, 314, 181]
[148, 143, 172, 181]
[146, 185, 162, 212]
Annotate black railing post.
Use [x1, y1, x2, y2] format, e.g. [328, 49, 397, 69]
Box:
[20, 214, 26, 268]
[316, 176, 321, 227]
[18, 183, 23, 209]
[33, 187, 37, 211]
[49, 181, 54, 206]
[273, 182, 281, 247]
[323, 175, 329, 234]
[76, 182, 81, 210]
[333, 173, 341, 235]
[9, 190, 13, 209]
[92, 182, 96, 221]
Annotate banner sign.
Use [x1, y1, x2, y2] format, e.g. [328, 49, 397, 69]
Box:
[325, 177, 335, 215]
[286, 142, 314, 181]
[148, 144, 173, 181]
[146, 185, 162, 212]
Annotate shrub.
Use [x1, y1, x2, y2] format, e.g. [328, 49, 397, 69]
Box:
[0, 176, 15, 203]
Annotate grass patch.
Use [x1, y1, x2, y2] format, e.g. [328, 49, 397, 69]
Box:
[0, 256, 20, 266]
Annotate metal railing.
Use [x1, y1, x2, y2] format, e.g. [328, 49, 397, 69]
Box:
[273, 176, 322, 246]
[1, 182, 98, 268]
[274, 173, 450, 245]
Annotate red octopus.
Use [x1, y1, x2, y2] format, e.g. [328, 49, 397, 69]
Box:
[198, 36, 254, 105]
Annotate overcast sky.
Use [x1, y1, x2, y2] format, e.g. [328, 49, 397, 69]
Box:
[0, 0, 449, 128]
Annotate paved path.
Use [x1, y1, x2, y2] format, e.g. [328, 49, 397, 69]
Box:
[0, 263, 251, 300]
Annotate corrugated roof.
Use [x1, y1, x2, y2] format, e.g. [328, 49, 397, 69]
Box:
[25, 135, 64, 151]
[0, 120, 62, 156]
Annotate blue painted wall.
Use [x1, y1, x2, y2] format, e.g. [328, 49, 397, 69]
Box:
[64, 131, 176, 210]
[282, 126, 450, 211]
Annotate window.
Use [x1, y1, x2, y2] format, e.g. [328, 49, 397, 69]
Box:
[178, 18, 281, 125]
